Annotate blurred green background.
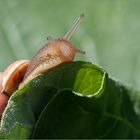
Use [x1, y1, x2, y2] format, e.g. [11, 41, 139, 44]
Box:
[0, 0, 140, 89]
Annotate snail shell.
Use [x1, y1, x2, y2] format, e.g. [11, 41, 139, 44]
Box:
[2, 60, 30, 96]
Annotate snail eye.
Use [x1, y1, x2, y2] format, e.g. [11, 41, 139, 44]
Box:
[46, 36, 55, 43]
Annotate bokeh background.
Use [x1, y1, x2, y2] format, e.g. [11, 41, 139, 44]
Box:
[0, 0, 140, 89]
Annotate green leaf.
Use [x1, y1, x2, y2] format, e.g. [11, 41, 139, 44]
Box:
[0, 61, 140, 139]
[32, 78, 140, 139]
[1, 1, 140, 139]
[0, 61, 105, 138]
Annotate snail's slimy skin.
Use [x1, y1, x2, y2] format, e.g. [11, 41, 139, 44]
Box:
[23, 39, 78, 83]
[23, 14, 85, 84]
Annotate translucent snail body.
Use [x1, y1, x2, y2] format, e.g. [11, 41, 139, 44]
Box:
[22, 14, 85, 85]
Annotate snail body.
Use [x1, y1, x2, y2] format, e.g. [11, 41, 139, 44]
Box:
[22, 14, 85, 85]
[23, 38, 85, 85]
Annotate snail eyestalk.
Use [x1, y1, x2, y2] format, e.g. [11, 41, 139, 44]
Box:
[63, 14, 85, 41]
[76, 49, 85, 54]
[46, 36, 54, 42]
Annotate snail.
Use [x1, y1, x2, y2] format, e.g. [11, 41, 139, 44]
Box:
[21, 14, 85, 87]
[0, 14, 85, 118]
